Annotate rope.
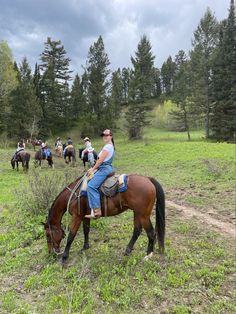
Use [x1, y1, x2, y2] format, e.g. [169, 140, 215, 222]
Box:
[65, 174, 86, 233]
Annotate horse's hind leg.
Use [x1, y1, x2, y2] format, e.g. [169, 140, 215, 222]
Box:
[141, 217, 155, 256]
[124, 215, 142, 255]
[61, 216, 82, 263]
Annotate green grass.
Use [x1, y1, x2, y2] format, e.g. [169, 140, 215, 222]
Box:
[0, 128, 235, 313]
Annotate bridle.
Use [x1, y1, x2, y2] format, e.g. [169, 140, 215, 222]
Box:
[47, 223, 63, 255]
[46, 175, 86, 255]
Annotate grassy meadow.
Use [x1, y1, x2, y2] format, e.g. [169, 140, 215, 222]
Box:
[0, 128, 235, 313]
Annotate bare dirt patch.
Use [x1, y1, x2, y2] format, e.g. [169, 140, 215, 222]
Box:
[167, 200, 235, 238]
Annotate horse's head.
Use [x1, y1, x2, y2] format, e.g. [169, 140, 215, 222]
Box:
[42, 221, 65, 254]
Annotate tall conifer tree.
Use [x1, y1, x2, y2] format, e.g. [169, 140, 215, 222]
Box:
[39, 37, 72, 134]
[190, 8, 218, 138]
[86, 36, 111, 133]
[126, 35, 155, 139]
[8, 57, 41, 138]
[211, 0, 236, 140]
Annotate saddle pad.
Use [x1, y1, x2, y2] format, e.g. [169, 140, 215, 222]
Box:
[80, 173, 128, 197]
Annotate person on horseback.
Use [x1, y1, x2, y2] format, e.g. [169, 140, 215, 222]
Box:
[85, 129, 115, 219]
[63, 138, 73, 159]
[41, 142, 51, 159]
[13, 139, 25, 161]
[81, 137, 95, 166]
[55, 137, 62, 149]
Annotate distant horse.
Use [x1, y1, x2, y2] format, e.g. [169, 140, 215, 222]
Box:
[11, 151, 30, 172]
[27, 139, 42, 151]
[34, 149, 54, 168]
[78, 148, 98, 168]
[43, 174, 165, 263]
[64, 146, 76, 166]
[55, 145, 63, 158]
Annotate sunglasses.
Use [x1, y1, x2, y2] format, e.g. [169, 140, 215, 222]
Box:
[102, 134, 111, 137]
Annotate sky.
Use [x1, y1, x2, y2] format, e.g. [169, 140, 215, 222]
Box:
[0, 0, 229, 77]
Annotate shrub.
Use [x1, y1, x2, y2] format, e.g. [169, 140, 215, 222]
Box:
[15, 168, 78, 215]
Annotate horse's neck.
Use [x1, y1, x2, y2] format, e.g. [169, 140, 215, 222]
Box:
[48, 178, 82, 226]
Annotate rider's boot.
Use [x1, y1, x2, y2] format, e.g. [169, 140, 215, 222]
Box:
[85, 208, 102, 219]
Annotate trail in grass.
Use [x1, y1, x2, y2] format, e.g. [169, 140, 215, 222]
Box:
[167, 200, 235, 238]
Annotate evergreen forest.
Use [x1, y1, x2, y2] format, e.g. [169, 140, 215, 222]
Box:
[0, 1, 235, 142]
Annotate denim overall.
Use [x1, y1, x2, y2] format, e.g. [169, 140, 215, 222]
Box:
[87, 151, 115, 209]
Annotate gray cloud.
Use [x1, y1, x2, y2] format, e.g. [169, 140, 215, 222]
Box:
[0, 0, 229, 77]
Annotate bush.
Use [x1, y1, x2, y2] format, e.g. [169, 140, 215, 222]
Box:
[152, 100, 179, 130]
[15, 169, 78, 215]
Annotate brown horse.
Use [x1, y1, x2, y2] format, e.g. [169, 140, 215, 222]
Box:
[34, 149, 54, 168]
[27, 139, 42, 151]
[11, 151, 30, 172]
[55, 145, 63, 158]
[43, 174, 165, 263]
[64, 146, 76, 166]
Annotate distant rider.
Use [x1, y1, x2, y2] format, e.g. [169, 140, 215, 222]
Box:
[81, 137, 95, 166]
[13, 139, 25, 161]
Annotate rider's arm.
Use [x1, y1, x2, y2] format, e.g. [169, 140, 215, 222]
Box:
[91, 150, 109, 171]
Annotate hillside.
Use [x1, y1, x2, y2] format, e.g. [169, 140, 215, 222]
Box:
[0, 128, 235, 313]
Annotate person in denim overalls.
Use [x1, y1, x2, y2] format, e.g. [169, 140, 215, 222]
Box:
[85, 129, 115, 219]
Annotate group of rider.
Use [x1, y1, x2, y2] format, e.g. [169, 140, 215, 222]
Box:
[13, 129, 115, 219]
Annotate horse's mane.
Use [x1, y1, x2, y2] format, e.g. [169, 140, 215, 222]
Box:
[48, 175, 84, 222]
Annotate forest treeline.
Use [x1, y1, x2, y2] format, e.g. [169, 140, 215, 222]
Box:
[0, 1, 235, 141]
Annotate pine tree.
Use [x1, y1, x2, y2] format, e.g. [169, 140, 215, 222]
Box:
[161, 56, 175, 97]
[190, 8, 219, 138]
[70, 74, 84, 121]
[86, 36, 111, 133]
[8, 57, 41, 139]
[0, 41, 18, 133]
[121, 67, 131, 105]
[110, 68, 123, 121]
[39, 37, 72, 134]
[211, 0, 236, 140]
[153, 67, 162, 99]
[171, 50, 193, 140]
[126, 35, 155, 139]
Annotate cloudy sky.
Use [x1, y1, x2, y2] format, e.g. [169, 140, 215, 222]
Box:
[0, 0, 229, 76]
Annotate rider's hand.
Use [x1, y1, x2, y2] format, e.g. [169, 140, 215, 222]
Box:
[87, 168, 94, 177]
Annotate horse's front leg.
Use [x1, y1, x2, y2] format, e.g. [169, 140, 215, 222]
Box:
[124, 214, 142, 255]
[81, 218, 90, 251]
[16, 161, 19, 171]
[61, 216, 82, 264]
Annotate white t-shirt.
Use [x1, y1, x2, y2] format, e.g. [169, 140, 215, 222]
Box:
[99, 143, 114, 162]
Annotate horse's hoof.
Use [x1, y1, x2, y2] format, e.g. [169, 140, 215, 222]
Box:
[143, 252, 153, 261]
[60, 256, 67, 265]
[124, 248, 132, 256]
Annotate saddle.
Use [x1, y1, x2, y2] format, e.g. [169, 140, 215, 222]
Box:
[100, 174, 120, 197]
[80, 173, 127, 198]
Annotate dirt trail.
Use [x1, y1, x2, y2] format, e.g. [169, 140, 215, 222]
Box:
[167, 200, 235, 238]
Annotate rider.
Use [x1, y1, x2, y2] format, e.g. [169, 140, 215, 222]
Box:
[13, 139, 25, 161]
[85, 129, 115, 219]
[41, 142, 51, 158]
[55, 137, 62, 149]
[63, 137, 73, 159]
[81, 137, 95, 166]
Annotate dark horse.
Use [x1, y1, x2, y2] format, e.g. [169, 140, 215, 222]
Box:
[27, 139, 42, 151]
[43, 174, 165, 263]
[64, 147, 76, 166]
[34, 149, 54, 168]
[78, 148, 98, 168]
[11, 151, 30, 172]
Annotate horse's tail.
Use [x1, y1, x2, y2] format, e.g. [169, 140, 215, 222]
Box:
[149, 177, 165, 254]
